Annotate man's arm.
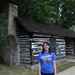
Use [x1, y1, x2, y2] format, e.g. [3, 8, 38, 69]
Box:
[52, 52, 57, 75]
[39, 63, 41, 75]
[53, 61, 57, 75]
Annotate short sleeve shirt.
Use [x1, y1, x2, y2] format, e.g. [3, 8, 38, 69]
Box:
[37, 52, 56, 73]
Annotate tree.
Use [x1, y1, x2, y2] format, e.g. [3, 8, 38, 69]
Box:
[31, 0, 57, 24]
[14, 0, 75, 29]
[62, 0, 75, 28]
[15, 0, 31, 17]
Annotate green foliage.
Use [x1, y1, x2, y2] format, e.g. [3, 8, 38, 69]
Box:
[15, 0, 31, 17]
[0, 14, 8, 48]
[62, 0, 75, 28]
[15, 0, 75, 28]
[31, 0, 57, 24]
[15, 0, 58, 23]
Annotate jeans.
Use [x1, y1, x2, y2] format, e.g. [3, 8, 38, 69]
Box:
[41, 72, 54, 75]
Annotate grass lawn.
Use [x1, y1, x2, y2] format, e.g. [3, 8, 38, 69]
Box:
[56, 62, 75, 72]
[0, 62, 75, 75]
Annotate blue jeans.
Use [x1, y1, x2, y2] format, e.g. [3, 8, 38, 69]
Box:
[41, 72, 54, 75]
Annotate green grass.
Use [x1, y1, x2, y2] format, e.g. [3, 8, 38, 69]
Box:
[0, 62, 75, 75]
[0, 64, 33, 75]
[57, 62, 75, 72]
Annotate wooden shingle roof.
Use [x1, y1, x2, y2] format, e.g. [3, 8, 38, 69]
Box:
[15, 17, 75, 38]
